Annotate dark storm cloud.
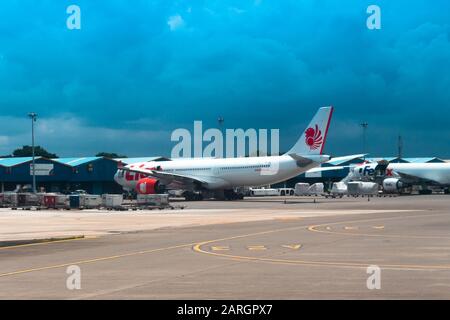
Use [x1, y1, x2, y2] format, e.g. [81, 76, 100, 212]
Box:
[0, 0, 449, 157]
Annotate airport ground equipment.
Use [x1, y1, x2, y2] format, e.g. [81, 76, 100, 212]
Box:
[0, 192, 182, 211]
[82, 195, 102, 209]
[68, 194, 102, 209]
[55, 195, 70, 209]
[294, 183, 310, 196]
[14, 193, 41, 209]
[277, 188, 295, 196]
[328, 182, 347, 198]
[249, 188, 279, 197]
[69, 195, 81, 209]
[2, 192, 45, 210]
[347, 181, 379, 196]
[42, 194, 57, 208]
[294, 183, 325, 196]
[307, 183, 325, 196]
[102, 194, 123, 209]
[137, 194, 170, 209]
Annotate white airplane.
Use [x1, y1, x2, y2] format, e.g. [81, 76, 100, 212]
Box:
[339, 161, 450, 194]
[114, 106, 334, 200]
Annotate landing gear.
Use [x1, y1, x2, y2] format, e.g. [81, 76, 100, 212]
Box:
[183, 190, 244, 201]
[224, 189, 244, 200]
[183, 191, 204, 201]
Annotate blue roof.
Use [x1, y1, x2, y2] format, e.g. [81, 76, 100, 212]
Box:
[116, 157, 171, 164]
[53, 157, 103, 167]
[326, 154, 366, 166]
[0, 157, 41, 167]
[402, 157, 443, 163]
[365, 157, 399, 162]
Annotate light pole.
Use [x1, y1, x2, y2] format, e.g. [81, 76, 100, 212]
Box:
[360, 122, 368, 159]
[28, 112, 37, 193]
[218, 116, 224, 158]
[218, 116, 224, 131]
[398, 135, 403, 159]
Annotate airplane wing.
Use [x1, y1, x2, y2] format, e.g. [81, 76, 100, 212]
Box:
[325, 154, 367, 165]
[120, 167, 210, 190]
[304, 154, 369, 174]
[306, 166, 346, 173]
[394, 171, 440, 185]
[289, 154, 330, 167]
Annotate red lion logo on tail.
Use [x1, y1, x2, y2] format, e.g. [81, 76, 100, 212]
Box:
[305, 125, 323, 150]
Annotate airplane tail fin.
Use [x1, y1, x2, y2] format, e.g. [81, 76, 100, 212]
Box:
[285, 106, 333, 156]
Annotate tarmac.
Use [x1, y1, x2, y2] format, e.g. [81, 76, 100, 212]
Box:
[0, 195, 449, 299]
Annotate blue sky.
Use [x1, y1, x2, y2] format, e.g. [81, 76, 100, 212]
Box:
[0, 0, 449, 157]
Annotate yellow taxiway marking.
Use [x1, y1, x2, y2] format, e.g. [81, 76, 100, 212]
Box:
[0, 235, 97, 251]
[372, 225, 385, 230]
[194, 242, 450, 271]
[2, 211, 449, 278]
[247, 245, 267, 251]
[211, 246, 230, 251]
[193, 212, 450, 271]
[308, 214, 450, 240]
[0, 225, 311, 279]
[344, 226, 359, 230]
[0, 242, 196, 278]
[281, 244, 302, 250]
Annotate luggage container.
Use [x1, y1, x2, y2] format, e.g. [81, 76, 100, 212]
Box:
[102, 194, 123, 208]
[17, 193, 27, 207]
[307, 183, 325, 196]
[294, 183, 310, 196]
[328, 182, 347, 198]
[55, 195, 69, 209]
[82, 195, 102, 209]
[2, 192, 18, 207]
[17, 193, 40, 207]
[137, 194, 169, 207]
[43, 194, 57, 208]
[347, 181, 379, 196]
[69, 195, 81, 209]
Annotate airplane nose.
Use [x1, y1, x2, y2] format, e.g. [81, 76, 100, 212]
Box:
[114, 170, 120, 183]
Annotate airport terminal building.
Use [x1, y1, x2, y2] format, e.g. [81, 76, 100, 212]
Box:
[0, 155, 446, 194]
[0, 156, 169, 194]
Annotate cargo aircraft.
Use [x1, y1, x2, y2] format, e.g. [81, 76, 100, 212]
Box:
[346, 161, 450, 194]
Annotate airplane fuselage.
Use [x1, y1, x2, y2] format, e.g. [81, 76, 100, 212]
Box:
[350, 162, 450, 186]
[388, 163, 450, 185]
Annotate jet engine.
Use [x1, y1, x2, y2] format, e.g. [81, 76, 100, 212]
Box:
[135, 178, 164, 194]
[382, 178, 404, 193]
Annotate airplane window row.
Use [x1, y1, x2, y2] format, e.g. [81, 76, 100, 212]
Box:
[164, 164, 271, 172]
[220, 164, 270, 170]
[167, 168, 210, 172]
